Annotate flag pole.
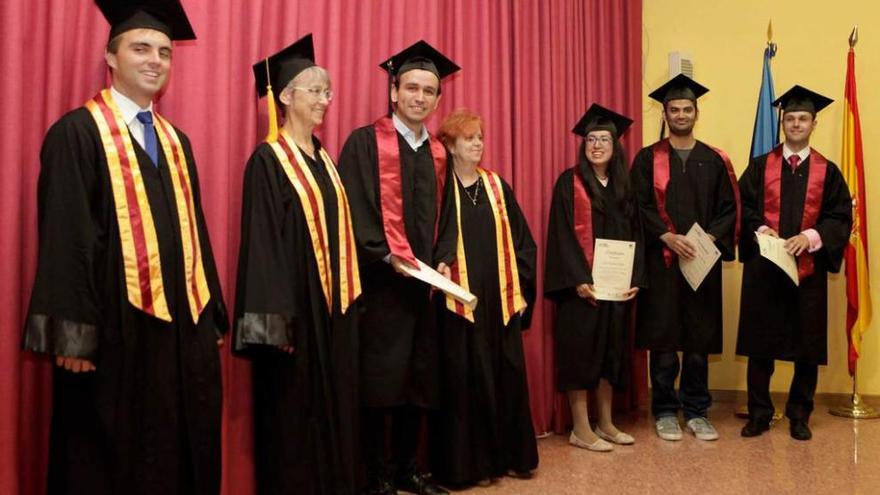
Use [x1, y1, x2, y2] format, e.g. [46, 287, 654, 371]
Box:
[830, 363, 880, 419]
[829, 26, 879, 420]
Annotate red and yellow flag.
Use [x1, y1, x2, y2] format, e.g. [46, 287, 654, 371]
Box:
[841, 42, 872, 376]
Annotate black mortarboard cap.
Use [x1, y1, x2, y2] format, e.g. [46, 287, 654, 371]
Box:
[378, 40, 460, 80]
[572, 103, 633, 138]
[252, 34, 316, 98]
[648, 73, 709, 104]
[772, 85, 833, 114]
[96, 0, 196, 41]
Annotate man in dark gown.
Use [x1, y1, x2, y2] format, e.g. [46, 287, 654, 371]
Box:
[234, 35, 361, 494]
[737, 86, 852, 441]
[22, 2, 227, 494]
[630, 74, 739, 441]
[338, 41, 458, 495]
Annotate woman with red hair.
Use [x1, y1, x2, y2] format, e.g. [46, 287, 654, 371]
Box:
[429, 108, 538, 488]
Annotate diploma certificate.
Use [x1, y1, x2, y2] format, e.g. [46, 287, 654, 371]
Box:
[397, 258, 479, 309]
[591, 238, 636, 301]
[678, 222, 721, 291]
[755, 231, 799, 286]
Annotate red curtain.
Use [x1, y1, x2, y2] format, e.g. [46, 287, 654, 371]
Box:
[0, 1, 642, 493]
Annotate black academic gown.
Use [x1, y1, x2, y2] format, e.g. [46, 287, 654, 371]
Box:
[23, 108, 227, 495]
[630, 141, 737, 354]
[736, 152, 852, 364]
[545, 166, 645, 390]
[337, 125, 456, 409]
[233, 140, 361, 495]
[429, 176, 538, 485]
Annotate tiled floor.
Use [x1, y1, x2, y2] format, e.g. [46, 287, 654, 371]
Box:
[449, 400, 880, 494]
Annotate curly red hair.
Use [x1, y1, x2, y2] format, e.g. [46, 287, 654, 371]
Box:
[437, 108, 484, 147]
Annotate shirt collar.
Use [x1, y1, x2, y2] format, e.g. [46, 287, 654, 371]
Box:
[110, 86, 153, 125]
[392, 112, 429, 150]
[782, 143, 810, 163]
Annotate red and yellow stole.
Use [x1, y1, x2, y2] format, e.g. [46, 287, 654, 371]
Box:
[85, 89, 210, 323]
[268, 130, 361, 313]
[374, 116, 447, 265]
[572, 168, 595, 268]
[763, 145, 827, 280]
[446, 168, 526, 325]
[652, 138, 741, 266]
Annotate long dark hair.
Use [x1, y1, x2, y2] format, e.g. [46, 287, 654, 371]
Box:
[576, 138, 634, 217]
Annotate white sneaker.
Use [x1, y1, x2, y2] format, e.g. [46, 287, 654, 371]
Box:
[655, 416, 683, 441]
[686, 417, 719, 441]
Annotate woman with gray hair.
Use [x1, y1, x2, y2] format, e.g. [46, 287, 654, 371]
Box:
[233, 34, 362, 495]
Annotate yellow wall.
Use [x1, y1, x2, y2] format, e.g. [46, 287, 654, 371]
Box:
[643, 0, 880, 394]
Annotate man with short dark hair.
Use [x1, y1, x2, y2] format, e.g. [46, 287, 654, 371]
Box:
[338, 41, 459, 495]
[22, 2, 227, 493]
[631, 74, 740, 442]
[737, 86, 852, 441]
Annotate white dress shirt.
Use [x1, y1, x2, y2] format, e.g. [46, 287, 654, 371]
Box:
[392, 112, 429, 151]
[110, 86, 153, 150]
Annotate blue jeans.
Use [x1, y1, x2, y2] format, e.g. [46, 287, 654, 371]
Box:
[650, 351, 711, 421]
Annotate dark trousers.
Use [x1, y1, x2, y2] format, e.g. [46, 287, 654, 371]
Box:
[650, 351, 711, 420]
[747, 357, 818, 422]
[361, 406, 422, 481]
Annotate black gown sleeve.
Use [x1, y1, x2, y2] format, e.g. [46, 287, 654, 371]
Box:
[630, 147, 670, 248]
[433, 154, 458, 266]
[704, 147, 738, 261]
[232, 145, 298, 353]
[812, 161, 853, 273]
[337, 127, 391, 265]
[179, 130, 228, 335]
[501, 178, 537, 329]
[737, 156, 766, 262]
[544, 169, 592, 299]
[23, 113, 101, 360]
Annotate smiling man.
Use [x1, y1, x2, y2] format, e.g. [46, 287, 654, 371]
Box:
[338, 41, 459, 495]
[22, 1, 227, 493]
[630, 74, 740, 443]
[736, 86, 852, 441]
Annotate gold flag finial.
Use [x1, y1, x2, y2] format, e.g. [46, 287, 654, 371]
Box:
[767, 20, 773, 43]
[849, 26, 859, 48]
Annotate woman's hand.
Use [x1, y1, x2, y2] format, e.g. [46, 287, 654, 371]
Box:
[576, 283, 598, 306]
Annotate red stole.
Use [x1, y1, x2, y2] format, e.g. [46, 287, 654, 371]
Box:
[572, 167, 595, 268]
[651, 138, 740, 266]
[374, 116, 447, 265]
[763, 145, 827, 280]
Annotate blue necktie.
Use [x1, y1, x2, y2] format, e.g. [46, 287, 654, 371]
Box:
[136, 111, 158, 166]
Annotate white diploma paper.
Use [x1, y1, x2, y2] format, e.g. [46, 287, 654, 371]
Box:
[678, 223, 721, 291]
[755, 231, 799, 286]
[397, 258, 479, 309]
[591, 238, 636, 301]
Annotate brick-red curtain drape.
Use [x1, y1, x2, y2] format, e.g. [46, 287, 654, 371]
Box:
[0, 1, 642, 493]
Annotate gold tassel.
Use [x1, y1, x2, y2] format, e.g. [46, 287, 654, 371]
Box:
[264, 59, 278, 142]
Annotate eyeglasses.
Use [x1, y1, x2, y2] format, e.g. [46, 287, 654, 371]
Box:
[292, 86, 334, 101]
[586, 136, 613, 146]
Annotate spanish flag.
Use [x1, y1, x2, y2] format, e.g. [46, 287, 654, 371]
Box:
[841, 31, 872, 376]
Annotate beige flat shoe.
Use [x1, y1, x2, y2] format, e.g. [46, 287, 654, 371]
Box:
[569, 431, 613, 452]
[595, 427, 635, 445]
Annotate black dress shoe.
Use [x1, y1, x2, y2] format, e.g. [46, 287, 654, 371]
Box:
[789, 420, 812, 441]
[741, 419, 770, 437]
[394, 472, 448, 495]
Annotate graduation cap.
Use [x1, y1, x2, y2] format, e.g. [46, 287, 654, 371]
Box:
[378, 40, 460, 81]
[252, 34, 316, 99]
[773, 85, 833, 115]
[572, 103, 633, 138]
[252, 34, 318, 142]
[648, 73, 709, 104]
[96, 0, 196, 41]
